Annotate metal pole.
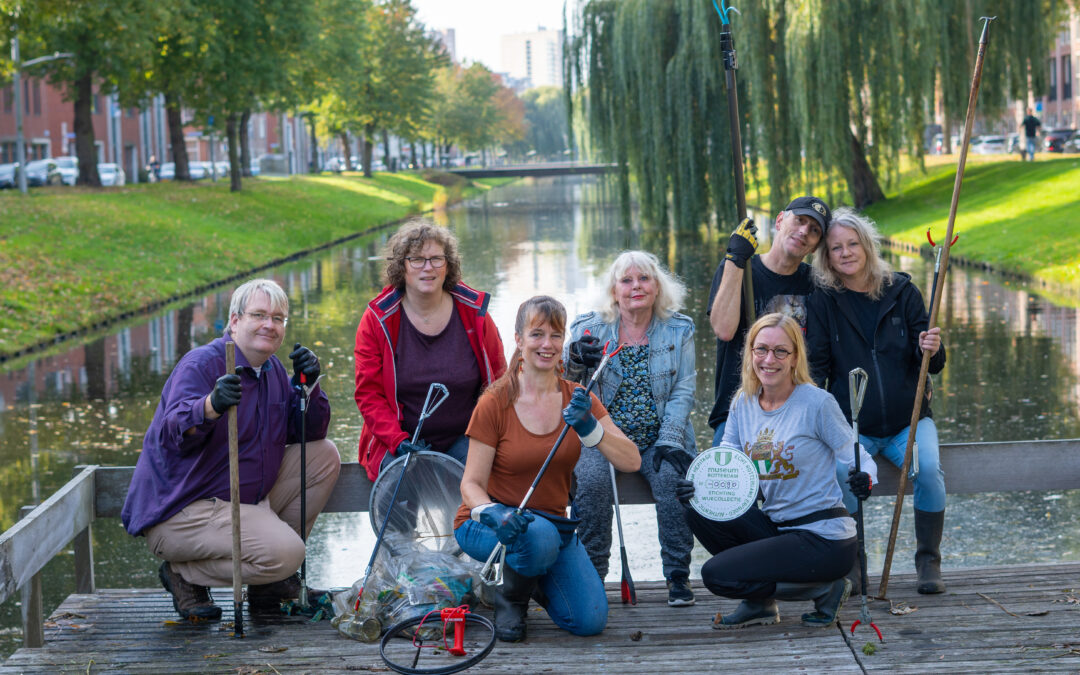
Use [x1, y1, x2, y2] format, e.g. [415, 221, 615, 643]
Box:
[13, 31, 28, 194]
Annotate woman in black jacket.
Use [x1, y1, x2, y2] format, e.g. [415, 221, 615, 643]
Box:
[806, 207, 948, 595]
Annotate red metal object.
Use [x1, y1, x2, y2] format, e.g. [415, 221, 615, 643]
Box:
[927, 228, 959, 248]
[850, 617, 884, 642]
[440, 606, 468, 656]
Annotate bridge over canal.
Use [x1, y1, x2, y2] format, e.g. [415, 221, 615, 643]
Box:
[449, 162, 618, 179]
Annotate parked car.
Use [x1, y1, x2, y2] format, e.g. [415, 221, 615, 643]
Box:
[1044, 128, 1077, 153]
[188, 161, 211, 179]
[22, 159, 62, 187]
[0, 163, 15, 189]
[248, 160, 261, 177]
[972, 135, 1007, 154]
[159, 162, 176, 180]
[214, 161, 230, 178]
[98, 163, 126, 187]
[1006, 133, 1021, 154]
[1065, 131, 1080, 154]
[53, 156, 79, 185]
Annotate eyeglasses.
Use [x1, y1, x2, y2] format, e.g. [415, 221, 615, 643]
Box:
[241, 311, 288, 326]
[751, 346, 792, 360]
[404, 255, 447, 270]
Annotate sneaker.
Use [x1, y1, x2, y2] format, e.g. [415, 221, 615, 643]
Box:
[158, 561, 222, 621]
[666, 576, 696, 607]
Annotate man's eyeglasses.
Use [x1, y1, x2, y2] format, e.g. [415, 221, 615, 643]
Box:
[751, 346, 792, 360]
[241, 311, 288, 326]
[404, 255, 447, 270]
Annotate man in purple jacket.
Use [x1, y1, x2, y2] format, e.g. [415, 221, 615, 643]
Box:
[122, 279, 340, 621]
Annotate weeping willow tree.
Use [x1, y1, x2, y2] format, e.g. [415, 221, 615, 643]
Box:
[566, 0, 1062, 230]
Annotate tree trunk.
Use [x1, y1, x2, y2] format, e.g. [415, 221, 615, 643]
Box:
[240, 109, 252, 177]
[409, 140, 418, 170]
[73, 73, 100, 187]
[847, 128, 885, 208]
[227, 113, 241, 192]
[308, 116, 318, 172]
[164, 92, 191, 181]
[341, 132, 352, 170]
[421, 140, 428, 168]
[381, 129, 393, 172]
[363, 124, 375, 178]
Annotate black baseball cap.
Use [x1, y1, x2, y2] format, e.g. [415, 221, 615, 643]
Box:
[785, 196, 831, 234]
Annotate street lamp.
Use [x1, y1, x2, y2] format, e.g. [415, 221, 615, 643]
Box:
[11, 26, 73, 193]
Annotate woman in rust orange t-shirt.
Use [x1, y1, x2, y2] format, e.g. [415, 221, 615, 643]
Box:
[456, 296, 639, 643]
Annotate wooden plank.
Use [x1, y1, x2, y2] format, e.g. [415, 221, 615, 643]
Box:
[17, 507, 43, 649]
[0, 466, 97, 604]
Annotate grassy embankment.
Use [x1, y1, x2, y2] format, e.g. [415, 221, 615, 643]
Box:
[747, 154, 1080, 287]
[0, 171, 514, 357]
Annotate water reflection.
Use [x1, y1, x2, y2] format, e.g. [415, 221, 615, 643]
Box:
[1, 177, 1079, 656]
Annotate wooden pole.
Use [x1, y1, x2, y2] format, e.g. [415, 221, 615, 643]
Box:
[877, 16, 995, 599]
[226, 342, 244, 637]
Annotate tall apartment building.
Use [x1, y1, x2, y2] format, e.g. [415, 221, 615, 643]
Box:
[1039, 8, 1079, 129]
[432, 28, 457, 63]
[500, 27, 563, 91]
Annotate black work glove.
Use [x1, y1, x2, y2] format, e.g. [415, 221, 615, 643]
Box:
[395, 439, 431, 457]
[847, 468, 872, 501]
[568, 335, 603, 370]
[210, 368, 243, 414]
[651, 444, 695, 476]
[675, 478, 696, 505]
[724, 218, 758, 269]
[289, 342, 320, 386]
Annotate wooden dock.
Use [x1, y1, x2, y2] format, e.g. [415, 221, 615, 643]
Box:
[2, 563, 1078, 673]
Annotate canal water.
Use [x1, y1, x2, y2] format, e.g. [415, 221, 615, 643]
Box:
[2, 176, 1079, 656]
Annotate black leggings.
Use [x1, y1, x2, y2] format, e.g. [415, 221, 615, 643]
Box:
[686, 506, 856, 600]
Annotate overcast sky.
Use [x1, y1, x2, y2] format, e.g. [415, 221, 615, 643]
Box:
[411, 0, 568, 72]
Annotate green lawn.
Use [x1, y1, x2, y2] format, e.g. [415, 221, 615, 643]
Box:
[0, 172, 508, 356]
[866, 155, 1080, 286]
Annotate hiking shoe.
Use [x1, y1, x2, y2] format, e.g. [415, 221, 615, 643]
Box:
[713, 599, 780, 629]
[158, 561, 221, 621]
[247, 572, 302, 613]
[667, 576, 696, 607]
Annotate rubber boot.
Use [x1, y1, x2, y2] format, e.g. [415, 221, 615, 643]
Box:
[712, 599, 780, 629]
[775, 579, 851, 628]
[492, 566, 538, 642]
[914, 508, 946, 594]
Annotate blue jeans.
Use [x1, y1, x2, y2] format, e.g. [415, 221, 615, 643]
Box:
[837, 417, 945, 513]
[1026, 137, 1037, 160]
[455, 517, 608, 636]
[711, 421, 727, 447]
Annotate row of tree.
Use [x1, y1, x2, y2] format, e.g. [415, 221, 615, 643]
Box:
[1, 0, 569, 191]
[566, 0, 1066, 233]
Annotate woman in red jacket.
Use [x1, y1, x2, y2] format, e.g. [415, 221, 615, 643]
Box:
[354, 219, 507, 480]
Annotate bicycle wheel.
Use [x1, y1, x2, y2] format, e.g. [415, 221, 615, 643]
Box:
[379, 612, 496, 675]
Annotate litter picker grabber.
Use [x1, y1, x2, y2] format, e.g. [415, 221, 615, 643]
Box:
[480, 341, 625, 587]
[296, 365, 325, 610]
[878, 15, 995, 599]
[847, 367, 882, 642]
[225, 342, 243, 638]
[352, 382, 450, 637]
[712, 0, 756, 326]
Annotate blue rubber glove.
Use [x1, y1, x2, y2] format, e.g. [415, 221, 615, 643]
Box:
[675, 479, 695, 505]
[562, 386, 603, 446]
[395, 439, 431, 457]
[477, 504, 535, 546]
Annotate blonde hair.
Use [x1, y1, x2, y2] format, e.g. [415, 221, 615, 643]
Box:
[228, 278, 288, 326]
[598, 250, 686, 323]
[487, 296, 567, 407]
[812, 207, 893, 301]
[734, 313, 814, 403]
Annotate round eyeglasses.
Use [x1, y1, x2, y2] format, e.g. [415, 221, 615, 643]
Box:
[751, 346, 792, 360]
[241, 311, 288, 326]
[404, 255, 448, 269]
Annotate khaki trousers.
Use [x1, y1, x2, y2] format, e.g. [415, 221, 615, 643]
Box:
[145, 438, 340, 587]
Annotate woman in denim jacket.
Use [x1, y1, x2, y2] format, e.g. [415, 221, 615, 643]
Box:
[563, 250, 698, 607]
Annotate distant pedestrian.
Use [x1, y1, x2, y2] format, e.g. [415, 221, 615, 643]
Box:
[148, 155, 161, 181]
[1020, 109, 1041, 161]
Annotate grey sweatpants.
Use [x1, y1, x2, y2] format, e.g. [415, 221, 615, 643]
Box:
[571, 443, 693, 581]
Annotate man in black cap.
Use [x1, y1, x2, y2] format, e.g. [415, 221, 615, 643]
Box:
[706, 196, 831, 444]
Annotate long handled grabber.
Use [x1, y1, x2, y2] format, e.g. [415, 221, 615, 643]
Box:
[225, 342, 243, 638]
[352, 382, 450, 637]
[712, 0, 756, 326]
[847, 368, 882, 642]
[878, 16, 996, 599]
[480, 340, 625, 587]
[611, 463, 636, 605]
[296, 368, 325, 610]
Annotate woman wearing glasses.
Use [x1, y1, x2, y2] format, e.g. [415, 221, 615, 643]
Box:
[354, 219, 507, 480]
[675, 313, 876, 630]
[806, 207, 947, 594]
